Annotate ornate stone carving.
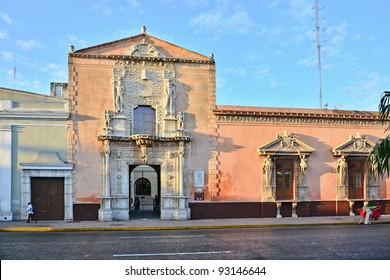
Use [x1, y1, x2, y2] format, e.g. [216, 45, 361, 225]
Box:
[217, 115, 383, 126]
[165, 79, 176, 116]
[262, 155, 272, 187]
[177, 111, 185, 132]
[126, 38, 165, 58]
[336, 155, 347, 186]
[258, 131, 314, 156]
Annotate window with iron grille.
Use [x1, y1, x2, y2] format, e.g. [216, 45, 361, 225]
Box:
[133, 105, 156, 135]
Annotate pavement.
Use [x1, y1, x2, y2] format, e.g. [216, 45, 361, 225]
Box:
[1, 214, 389, 232]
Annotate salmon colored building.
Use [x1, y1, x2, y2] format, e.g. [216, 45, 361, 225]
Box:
[63, 28, 390, 220]
[64, 26, 389, 221]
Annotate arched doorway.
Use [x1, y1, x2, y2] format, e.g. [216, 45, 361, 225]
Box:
[129, 164, 160, 219]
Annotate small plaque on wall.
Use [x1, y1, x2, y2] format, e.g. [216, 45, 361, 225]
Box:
[194, 169, 204, 189]
[194, 192, 204, 201]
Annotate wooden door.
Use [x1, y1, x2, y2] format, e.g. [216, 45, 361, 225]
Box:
[276, 160, 294, 200]
[31, 177, 64, 220]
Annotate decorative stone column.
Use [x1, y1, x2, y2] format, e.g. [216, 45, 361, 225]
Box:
[0, 126, 13, 221]
[276, 202, 282, 218]
[349, 201, 355, 216]
[99, 140, 113, 221]
[175, 141, 190, 220]
[336, 155, 348, 200]
[292, 202, 298, 218]
[262, 155, 275, 202]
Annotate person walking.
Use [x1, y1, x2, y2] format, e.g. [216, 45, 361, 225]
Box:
[364, 206, 372, 225]
[26, 202, 37, 223]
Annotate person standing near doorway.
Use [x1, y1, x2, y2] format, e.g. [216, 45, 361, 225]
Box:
[26, 202, 37, 223]
[134, 197, 140, 211]
[153, 195, 159, 212]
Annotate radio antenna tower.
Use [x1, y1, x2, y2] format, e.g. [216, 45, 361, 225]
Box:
[315, 0, 323, 109]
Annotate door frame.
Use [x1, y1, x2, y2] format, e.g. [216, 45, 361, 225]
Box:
[129, 164, 161, 215]
[20, 165, 73, 220]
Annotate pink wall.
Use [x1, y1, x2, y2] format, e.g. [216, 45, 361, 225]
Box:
[214, 106, 389, 202]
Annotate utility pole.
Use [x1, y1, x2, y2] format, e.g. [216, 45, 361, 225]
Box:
[315, 0, 323, 109]
[13, 64, 16, 89]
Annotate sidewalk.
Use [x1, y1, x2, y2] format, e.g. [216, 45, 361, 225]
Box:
[1, 215, 389, 232]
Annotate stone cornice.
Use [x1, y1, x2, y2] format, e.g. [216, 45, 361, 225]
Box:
[97, 134, 192, 142]
[214, 107, 384, 126]
[69, 53, 215, 65]
[0, 111, 70, 120]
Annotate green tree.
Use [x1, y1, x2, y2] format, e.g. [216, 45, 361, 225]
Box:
[369, 91, 390, 177]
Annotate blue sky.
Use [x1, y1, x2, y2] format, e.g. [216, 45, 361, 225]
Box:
[0, 0, 389, 111]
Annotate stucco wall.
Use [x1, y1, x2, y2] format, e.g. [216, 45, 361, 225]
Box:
[68, 56, 215, 204]
[215, 113, 389, 202]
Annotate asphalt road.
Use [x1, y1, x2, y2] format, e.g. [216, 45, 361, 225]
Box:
[1, 224, 389, 260]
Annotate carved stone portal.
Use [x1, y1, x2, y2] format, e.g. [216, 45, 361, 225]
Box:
[97, 136, 191, 221]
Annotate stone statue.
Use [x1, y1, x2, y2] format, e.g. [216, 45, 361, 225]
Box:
[104, 110, 111, 129]
[299, 154, 307, 174]
[298, 154, 307, 186]
[115, 79, 124, 114]
[263, 155, 272, 187]
[165, 79, 176, 116]
[337, 155, 347, 185]
[177, 111, 184, 131]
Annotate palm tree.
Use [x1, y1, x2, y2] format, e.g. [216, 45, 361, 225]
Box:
[369, 91, 390, 177]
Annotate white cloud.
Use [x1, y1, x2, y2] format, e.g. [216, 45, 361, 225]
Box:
[326, 21, 348, 45]
[127, 0, 141, 8]
[0, 12, 12, 24]
[68, 34, 88, 48]
[186, 0, 209, 8]
[40, 63, 67, 81]
[254, 65, 277, 87]
[6, 69, 42, 90]
[0, 29, 7, 39]
[344, 72, 389, 96]
[297, 55, 317, 67]
[216, 75, 227, 90]
[223, 67, 247, 78]
[1, 51, 14, 62]
[189, 0, 255, 35]
[16, 39, 42, 51]
[268, 0, 281, 8]
[92, 0, 113, 17]
[288, 0, 313, 21]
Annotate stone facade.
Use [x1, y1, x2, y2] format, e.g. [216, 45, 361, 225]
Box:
[2, 27, 389, 222]
[68, 27, 215, 221]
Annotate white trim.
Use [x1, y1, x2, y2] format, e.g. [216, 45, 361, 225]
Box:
[0, 125, 13, 221]
[20, 164, 73, 170]
[21, 167, 74, 221]
[0, 112, 69, 119]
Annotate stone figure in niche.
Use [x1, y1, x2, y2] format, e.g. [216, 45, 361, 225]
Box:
[263, 155, 273, 187]
[165, 79, 176, 116]
[337, 155, 347, 186]
[299, 154, 307, 174]
[115, 79, 124, 114]
[177, 111, 184, 131]
[298, 154, 307, 186]
[140, 145, 148, 163]
[104, 110, 111, 129]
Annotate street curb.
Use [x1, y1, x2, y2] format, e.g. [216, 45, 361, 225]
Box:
[1, 220, 389, 232]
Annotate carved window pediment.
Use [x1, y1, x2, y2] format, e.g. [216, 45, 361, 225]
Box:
[125, 38, 165, 58]
[332, 132, 375, 156]
[258, 131, 314, 156]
